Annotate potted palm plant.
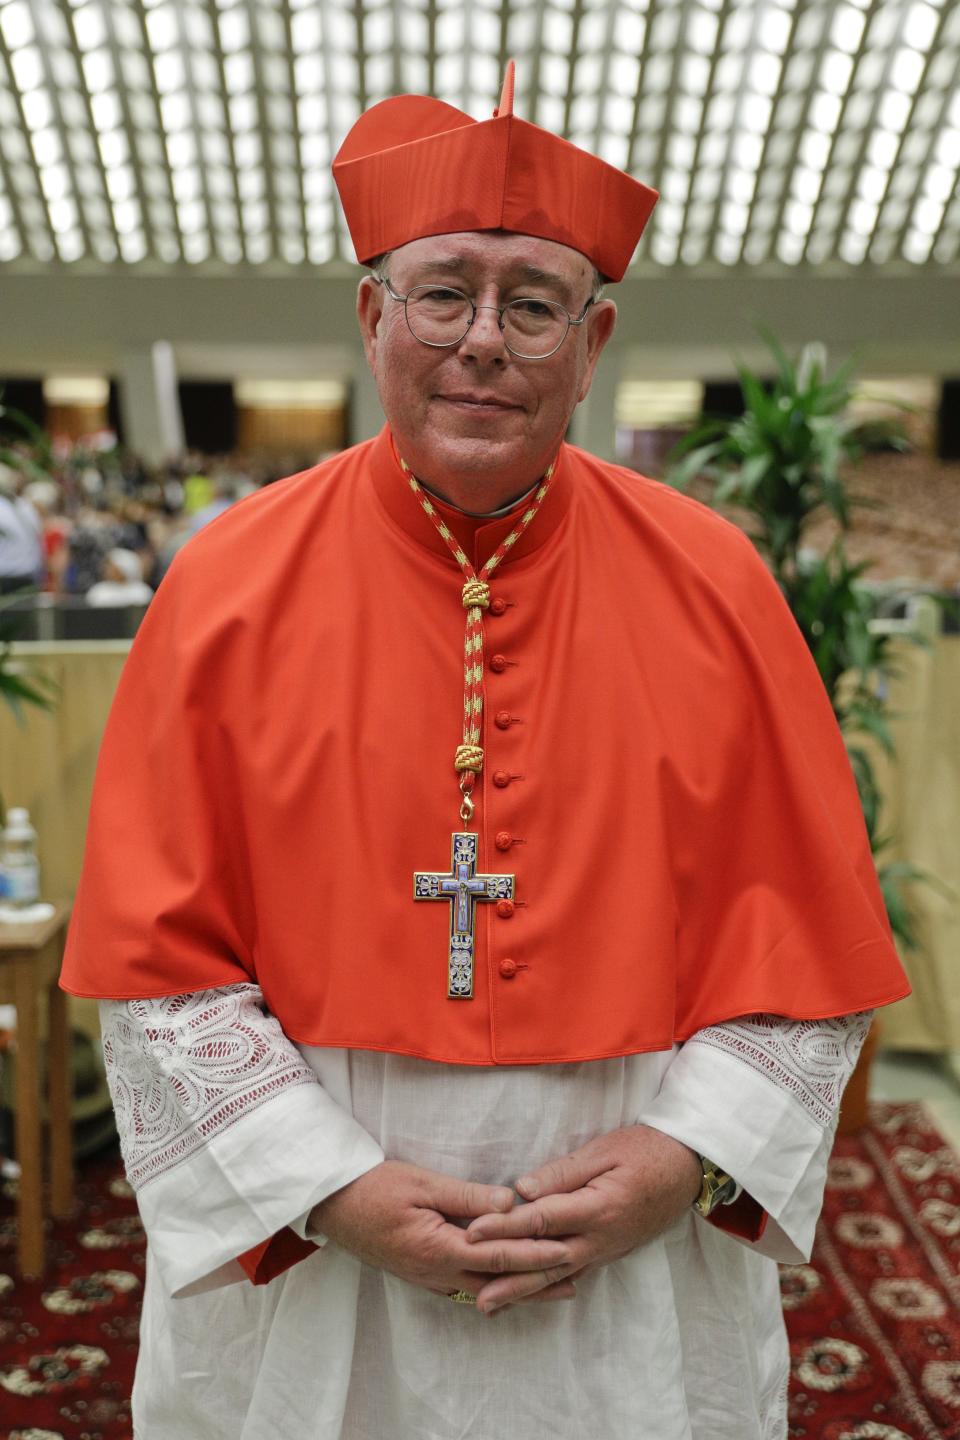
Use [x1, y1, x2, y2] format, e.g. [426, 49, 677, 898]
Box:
[665, 332, 929, 1127]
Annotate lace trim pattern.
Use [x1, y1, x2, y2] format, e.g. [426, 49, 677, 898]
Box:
[100, 985, 317, 1191]
[689, 1012, 873, 1130]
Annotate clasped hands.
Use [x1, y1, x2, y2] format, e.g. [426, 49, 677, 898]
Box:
[312, 1125, 702, 1316]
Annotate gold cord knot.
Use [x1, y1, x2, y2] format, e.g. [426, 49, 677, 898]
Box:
[454, 744, 484, 774]
[462, 579, 490, 609]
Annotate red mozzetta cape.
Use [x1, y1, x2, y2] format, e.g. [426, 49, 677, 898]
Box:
[61, 428, 910, 1060]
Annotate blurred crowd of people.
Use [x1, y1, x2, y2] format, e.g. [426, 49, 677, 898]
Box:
[0, 437, 300, 606]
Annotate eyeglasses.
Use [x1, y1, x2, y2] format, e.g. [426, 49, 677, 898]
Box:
[373, 277, 595, 360]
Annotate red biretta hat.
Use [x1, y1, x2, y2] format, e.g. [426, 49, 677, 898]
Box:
[333, 62, 658, 282]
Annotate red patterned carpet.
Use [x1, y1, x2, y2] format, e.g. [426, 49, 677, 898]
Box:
[0, 1101, 958, 1439]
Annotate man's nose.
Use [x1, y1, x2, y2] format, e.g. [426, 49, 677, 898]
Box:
[457, 305, 509, 362]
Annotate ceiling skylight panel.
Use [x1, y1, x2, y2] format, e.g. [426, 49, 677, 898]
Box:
[912, 88, 947, 128]
[752, 51, 784, 99]
[848, 197, 879, 240]
[667, 134, 696, 169]
[182, 232, 210, 263]
[72, 3, 108, 54]
[105, 164, 135, 202]
[399, 52, 429, 93]
[217, 6, 249, 54]
[10, 43, 43, 93]
[867, 128, 900, 168]
[31, 127, 62, 168]
[782, 49, 815, 92]
[540, 53, 569, 97]
[609, 52, 640, 98]
[267, 95, 294, 132]
[153, 48, 186, 95]
[650, 232, 678, 265]
[681, 52, 710, 95]
[775, 231, 805, 264]
[809, 90, 842, 135]
[686, 5, 718, 56]
[616, 5, 644, 54]
[715, 233, 744, 265]
[20, 87, 54, 133]
[435, 51, 464, 107]
[224, 51, 254, 94]
[721, 200, 749, 235]
[820, 50, 854, 97]
[829, 4, 865, 54]
[111, 196, 141, 234]
[656, 200, 683, 235]
[903, 2, 940, 52]
[177, 197, 205, 234]
[861, 165, 895, 208]
[878, 88, 912, 133]
[536, 94, 565, 134]
[46, 194, 77, 235]
[145, 3, 179, 53]
[690, 166, 721, 201]
[728, 167, 759, 207]
[228, 92, 256, 131]
[90, 89, 122, 132]
[790, 166, 821, 206]
[293, 53, 323, 95]
[742, 94, 772, 134]
[891, 48, 925, 96]
[171, 167, 200, 201]
[0, 1, 33, 50]
[758, 5, 791, 55]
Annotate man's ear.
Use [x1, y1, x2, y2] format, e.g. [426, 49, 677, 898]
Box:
[357, 276, 385, 374]
[577, 298, 617, 404]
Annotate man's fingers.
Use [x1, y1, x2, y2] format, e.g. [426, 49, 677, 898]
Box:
[515, 1279, 577, 1305]
[443, 1225, 571, 1274]
[431, 1176, 515, 1217]
[474, 1264, 577, 1313]
[515, 1144, 606, 1201]
[465, 1191, 592, 1243]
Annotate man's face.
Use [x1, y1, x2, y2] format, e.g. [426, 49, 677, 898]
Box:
[357, 231, 617, 510]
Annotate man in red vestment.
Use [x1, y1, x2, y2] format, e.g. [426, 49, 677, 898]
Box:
[61, 65, 910, 1439]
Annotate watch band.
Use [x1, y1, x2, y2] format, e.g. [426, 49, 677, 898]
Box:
[692, 1154, 739, 1217]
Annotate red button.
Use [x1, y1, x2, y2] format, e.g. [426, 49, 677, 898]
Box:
[495, 830, 513, 851]
[490, 653, 509, 673]
[489, 596, 508, 616]
[494, 710, 512, 730]
[496, 899, 515, 918]
[498, 958, 518, 978]
[492, 770, 511, 788]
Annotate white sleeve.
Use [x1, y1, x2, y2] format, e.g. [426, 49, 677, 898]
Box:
[637, 1011, 873, 1263]
[99, 984, 384, 1297]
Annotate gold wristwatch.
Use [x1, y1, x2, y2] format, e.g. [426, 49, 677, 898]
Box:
[692, 1155, 739, 1217]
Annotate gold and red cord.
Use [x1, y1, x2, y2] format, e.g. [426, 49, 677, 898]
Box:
[399, 457, 554, 823]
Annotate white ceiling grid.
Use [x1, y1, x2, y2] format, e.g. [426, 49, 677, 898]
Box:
[0, 0, 956, 273]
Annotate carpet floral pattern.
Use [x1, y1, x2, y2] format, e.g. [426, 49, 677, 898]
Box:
[785, 1102, 960, 1439]
[0, 1102, 957, 1440]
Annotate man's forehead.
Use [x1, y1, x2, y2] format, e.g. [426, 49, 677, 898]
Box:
[391, 231, 592, 286]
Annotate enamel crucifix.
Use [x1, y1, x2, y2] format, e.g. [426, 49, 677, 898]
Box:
[414, 832, 515, 997]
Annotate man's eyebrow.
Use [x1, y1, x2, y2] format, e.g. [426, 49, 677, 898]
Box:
[409, 256, 577, 302]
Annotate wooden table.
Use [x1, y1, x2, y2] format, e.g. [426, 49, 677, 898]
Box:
[0, 902, 73, 1276]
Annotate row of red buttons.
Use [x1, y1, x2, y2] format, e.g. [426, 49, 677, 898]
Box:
[490, 596, 520, 981]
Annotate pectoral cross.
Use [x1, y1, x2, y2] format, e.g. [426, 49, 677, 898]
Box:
[414, 832, 515, 998]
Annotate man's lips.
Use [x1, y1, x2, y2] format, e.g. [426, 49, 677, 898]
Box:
[438, 393, 521, 411]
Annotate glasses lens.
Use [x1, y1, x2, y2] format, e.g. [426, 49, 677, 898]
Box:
[503, 299, 569, 358]
[405, 286, 473, 345]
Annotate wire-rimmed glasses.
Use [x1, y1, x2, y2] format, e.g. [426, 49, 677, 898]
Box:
[373, 277, 595, 360]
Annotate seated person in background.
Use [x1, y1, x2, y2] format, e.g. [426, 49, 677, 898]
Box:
[85, 547, 154, 607]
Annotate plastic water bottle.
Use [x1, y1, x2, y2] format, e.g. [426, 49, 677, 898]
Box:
[0, 807, 40, 908]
